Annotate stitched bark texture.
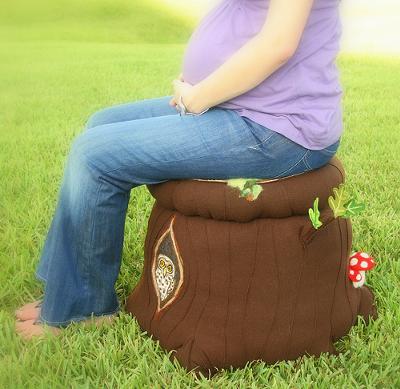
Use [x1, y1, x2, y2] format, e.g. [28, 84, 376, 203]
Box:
[125, 157, 378, 377]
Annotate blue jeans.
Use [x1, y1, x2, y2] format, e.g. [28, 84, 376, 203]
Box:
[34, 95, 340, 327]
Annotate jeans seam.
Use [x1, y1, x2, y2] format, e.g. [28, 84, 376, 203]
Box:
[247, 132, 276, 150]
[275, 150, 309, 178]
[35, 271, 47, 283]
[303, 150, 313, 170]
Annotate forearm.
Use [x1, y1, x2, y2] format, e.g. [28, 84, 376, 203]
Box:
[188, 33, 292, 112]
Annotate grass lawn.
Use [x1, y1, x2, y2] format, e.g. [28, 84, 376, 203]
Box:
[1, 0, 399, 387]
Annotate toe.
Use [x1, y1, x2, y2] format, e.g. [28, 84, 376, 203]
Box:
[15, 319, 61, 340]
[16, 319, 36, 339]
[15, 300, 42, 321]
[15, 307, 41, 322]
[22, 320, 45, 338]
[16, 319, 32, 331]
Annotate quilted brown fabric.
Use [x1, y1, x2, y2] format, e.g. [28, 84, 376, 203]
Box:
[125, 157, 378, 377]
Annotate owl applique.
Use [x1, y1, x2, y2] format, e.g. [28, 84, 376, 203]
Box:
[152, 216, 183, 311]
[155, 254, 175, 302]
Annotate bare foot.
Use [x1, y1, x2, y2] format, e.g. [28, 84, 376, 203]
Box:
[15, 319, 62, 340]
[15, 300, 42, 321]
[15, 313, 118, 340]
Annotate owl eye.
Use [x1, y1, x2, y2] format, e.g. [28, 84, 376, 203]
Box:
[167, 264, 173, 273]
[159, 258, 165, 268]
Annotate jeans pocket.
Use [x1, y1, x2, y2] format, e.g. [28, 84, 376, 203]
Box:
[241, 116, 277, 150]
[247, 132, 276, 150]
[274, 151, 310, 179]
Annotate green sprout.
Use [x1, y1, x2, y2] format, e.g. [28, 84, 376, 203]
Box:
[328, 183, 348, 218]
[308, 184, 366, 229]
[308, 197, 323, 229]
[328, 183, 365, 218]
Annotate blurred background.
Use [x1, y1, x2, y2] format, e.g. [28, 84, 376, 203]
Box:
[1, 0, 399, 54]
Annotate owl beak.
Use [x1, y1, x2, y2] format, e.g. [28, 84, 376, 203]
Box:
[163, 268, 168, 277]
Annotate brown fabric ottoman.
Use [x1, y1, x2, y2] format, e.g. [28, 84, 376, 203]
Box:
[125, 156, 377, 376]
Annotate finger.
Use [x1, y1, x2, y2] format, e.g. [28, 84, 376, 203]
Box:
[169, 96, 179, 106]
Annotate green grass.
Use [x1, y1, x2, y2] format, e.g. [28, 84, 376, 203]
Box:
[1, 0, 399, 387]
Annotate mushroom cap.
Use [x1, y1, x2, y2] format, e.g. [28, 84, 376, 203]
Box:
[349, 251, 376, 271]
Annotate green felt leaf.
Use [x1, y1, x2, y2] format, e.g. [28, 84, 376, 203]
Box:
[251, 184, 263, 200]
[308, 197, 323, 229]
[240, 188, 252, 197]
[328, 184, 348, 218]
[227, 178, 247, 191]
[244, 179, 258, 187]
[343, 199, 366, 218]
[228, 178, 264, 201]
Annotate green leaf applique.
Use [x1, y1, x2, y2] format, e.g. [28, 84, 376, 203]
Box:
[248, 184, 263, 201]
[227, 178, 263, 201]
[328, 184, 366, 219]
[227, 178, 248, 191]
[343, 199, 366, 218]
[328, 184, 349, 218]
[308, 197, 323, 229]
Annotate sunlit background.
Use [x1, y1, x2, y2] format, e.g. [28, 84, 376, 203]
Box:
[164, 0, 400, 55]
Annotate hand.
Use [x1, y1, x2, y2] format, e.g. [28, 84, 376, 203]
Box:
[169, 73, 184, 108]
[170, 75, 209, 115]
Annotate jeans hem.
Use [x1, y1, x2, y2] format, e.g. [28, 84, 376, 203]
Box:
[35, 270, 47, 284]
[34, 304, 121, 328]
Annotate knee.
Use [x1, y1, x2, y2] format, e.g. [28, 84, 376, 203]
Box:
[69, 131, 104, 173]
[85, 107, 113, 129]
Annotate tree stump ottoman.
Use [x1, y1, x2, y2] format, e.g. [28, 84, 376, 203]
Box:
[125, 156, 378, 376]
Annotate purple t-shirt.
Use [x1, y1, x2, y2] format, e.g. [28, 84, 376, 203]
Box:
[181, 0, 343, 150]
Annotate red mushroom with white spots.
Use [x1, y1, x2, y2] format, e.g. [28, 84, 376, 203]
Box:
[348, 252, 376, 288]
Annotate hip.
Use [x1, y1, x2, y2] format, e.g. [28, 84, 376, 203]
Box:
[233, 114, 341, 179]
